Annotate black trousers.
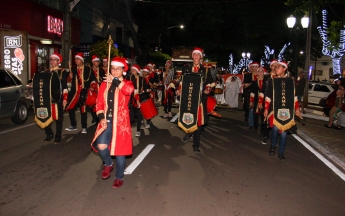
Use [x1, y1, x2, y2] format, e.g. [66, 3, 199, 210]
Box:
[133, 107, 142, 132]
[254, 112, 270, 137]
[68, 104, 87, 128]
[163, 95, 173, 113]
[45, 101, 63, 138]
[192, 126, 202, 149]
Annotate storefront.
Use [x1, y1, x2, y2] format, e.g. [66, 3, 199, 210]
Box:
[0, 0, 80, 84]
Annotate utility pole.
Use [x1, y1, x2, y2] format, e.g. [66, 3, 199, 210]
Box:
[62, 0, 71, 69]
[303, 7, 312, 108]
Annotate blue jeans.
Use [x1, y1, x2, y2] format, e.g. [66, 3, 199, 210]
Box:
[97, 118, 126, 179]
[270, 125, 287, 154]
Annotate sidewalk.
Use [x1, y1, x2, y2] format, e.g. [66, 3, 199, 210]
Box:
[297, 107, 345, 172]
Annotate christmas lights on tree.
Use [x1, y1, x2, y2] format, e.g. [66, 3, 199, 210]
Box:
[229, 54, 233, 74]
[278, 42, 290, 62]
[317, 10, 345, 76]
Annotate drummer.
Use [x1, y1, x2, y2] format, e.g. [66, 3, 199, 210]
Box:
[129, 64, 149, 136]
[214, 74, 225, 105]
[142, 66, 154, 128]
[162, 60, 175, 118]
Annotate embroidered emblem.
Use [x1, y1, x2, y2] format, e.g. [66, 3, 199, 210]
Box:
[277, 108, 290, 121]
[182, 113, 194, 125]
[37, 107, 48, 119]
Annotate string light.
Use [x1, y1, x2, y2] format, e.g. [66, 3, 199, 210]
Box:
[278, 42, 290, 62]
[229, 53, 233, 74]
[317, 10, 345, 75]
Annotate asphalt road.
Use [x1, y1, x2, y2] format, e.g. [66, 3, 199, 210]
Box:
[1, 106, 345, 216]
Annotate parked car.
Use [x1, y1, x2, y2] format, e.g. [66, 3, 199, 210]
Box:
[308, 82, 335, 106]
[0, 69, 29, 124]
[322, 87, 345, 116]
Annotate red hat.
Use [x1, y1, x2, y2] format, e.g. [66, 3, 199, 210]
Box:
[257, 66, 266, 73]
[147, 62, 153, 67]
[249, 62, 259, 67]
[142, 66, 150, 72]
[207, 63, 213, 67]
[75, 52, 84, 62]
[50, 52, 62, 62]
[165, 60, 172, 67]
[91, 55, 100, 62]
[111, 57, 128, 72]
[192, 47, 203, 57]
[277, 61, 288, 68]
[131, 64, 141, 73]
[270, 59, 278, 65]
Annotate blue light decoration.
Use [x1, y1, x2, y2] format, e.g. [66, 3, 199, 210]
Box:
[317, 10, 345, 76]
[262, 45, 274, 66]
[278, 42, 290, 62]
[229, 53, 233, 74]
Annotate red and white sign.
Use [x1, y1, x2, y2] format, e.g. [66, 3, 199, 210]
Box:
[47, 15, 63, 35]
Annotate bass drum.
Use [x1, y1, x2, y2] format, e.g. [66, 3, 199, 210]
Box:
[79, 89, 97, 107]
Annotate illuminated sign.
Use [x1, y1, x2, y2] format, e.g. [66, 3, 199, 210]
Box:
[47, 15, 63, 35]
[1, 30, 28, 84]
[3, 35, 24, 75]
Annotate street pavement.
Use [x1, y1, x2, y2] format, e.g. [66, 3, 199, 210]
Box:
[0, 105, 345, 216]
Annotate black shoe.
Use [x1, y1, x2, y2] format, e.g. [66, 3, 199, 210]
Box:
[278, 154, 285, 161]
[183, 134, 192, 142]
[253, 129, 258, 134]
[54, 136, 61, 144]
[44, 134, 54, 142]
[262, 137, 268, 145]
[269, 147, 275, 155]
[193, 148, 201, 153]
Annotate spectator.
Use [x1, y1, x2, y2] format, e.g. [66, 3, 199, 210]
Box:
[324, 85, 344, 129]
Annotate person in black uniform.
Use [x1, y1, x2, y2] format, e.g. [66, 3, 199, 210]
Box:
[129, 64, 149, 136]
[65, 52, 97, 134]
[181, 47, 215, 153]
[44, 52, 68, 144]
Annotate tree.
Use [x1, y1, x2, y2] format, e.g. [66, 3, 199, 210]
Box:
[317, 10, 345, 76]
[89, 40, 120, 63]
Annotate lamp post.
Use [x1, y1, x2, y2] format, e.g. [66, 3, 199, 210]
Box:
[287, 12, 311, 108]
[158, 25, 184, 51]
[242, 52, 251, 70]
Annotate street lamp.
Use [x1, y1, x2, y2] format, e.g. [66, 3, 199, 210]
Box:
[158, 25, 184, 50]
[287, 13, 311, 108]
[242, 52, 250, 69]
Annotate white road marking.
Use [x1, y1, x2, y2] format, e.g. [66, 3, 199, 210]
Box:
[292, 134, 345, 181]
[0, 123, 36, 135]
[170, 113, 179, 122]
[124, 144, 155, 175]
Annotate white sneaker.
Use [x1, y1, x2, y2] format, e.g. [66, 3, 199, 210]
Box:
[65, 126, 77, 131]
[163, 113, 168, 118]
[168, 112, 173, 117]
[81, 128, 87, 134]
[145, 124, 150, 129]
[135, 131, 141, 137]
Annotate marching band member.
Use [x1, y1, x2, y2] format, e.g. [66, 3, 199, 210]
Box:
[65, 52, 97, 134]
[129, 64, 149, 136]
[162, 60, 175, 118]
[91, 57, 134, 188]
[102, 58, 108, 74]
[141, 66, 154, 128]
[249, 67, 270, 144]
[91, 55, 106, 124]
[180, 47, 215, 153]
[37, 52, 67, 144]
[264, 61, 301, 161]
[243, 62, 259, 127]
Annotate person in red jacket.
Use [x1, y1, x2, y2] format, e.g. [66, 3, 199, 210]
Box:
[91, 57, 134, 188]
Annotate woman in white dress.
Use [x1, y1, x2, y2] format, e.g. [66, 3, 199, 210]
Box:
[214, 75, 225, 104]
[224, 76, 240, 108]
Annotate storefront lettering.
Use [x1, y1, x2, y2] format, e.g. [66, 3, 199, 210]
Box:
[47, 15, 63, 35]
[0, 23, 11, 29]
[3, 35, 24, 75]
